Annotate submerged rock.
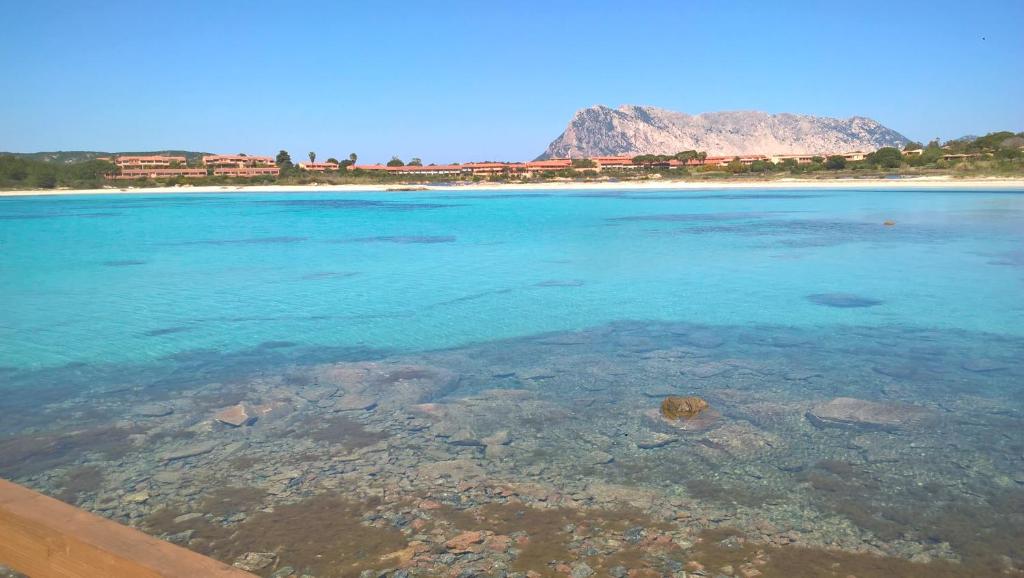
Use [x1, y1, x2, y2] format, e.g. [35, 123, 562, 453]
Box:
[215, 403, 256, 427]
[448, 430, 485, 447]
[636, 432, 679, 449]
[806, 397, 927, 431]
[660, 396, 710, 420]
[482, 430, 511, 446]
[699, 421, 780, 456]
[160, 441, 217, 462]
[233, 552, 277, 572]
[806, 293, 883, 308]
[446, 531, 485, 552]
[134, 403, 174, 418]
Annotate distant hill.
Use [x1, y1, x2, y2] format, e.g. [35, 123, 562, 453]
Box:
[538, 105, 910, 159]
[0, 150, 211, 164]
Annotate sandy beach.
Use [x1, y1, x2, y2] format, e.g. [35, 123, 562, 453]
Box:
[2, 175, 1023, 197]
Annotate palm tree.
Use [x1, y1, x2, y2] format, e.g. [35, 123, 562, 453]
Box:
[348, 152, 357, 163]
[308, 151, 316, 163]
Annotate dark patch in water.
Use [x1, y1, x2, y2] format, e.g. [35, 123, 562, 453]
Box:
[204, 494, 404, 576]
[57, 465, 104, 504]
[143, 326, 192, 337]
[308, 415, 389, 449]
[619, 193, 824, 200]
[0, 211, 121, 220]
[102, 259, 147, 267]
[79, 212, 122, 218]
[300, 271, 359, 280]
[691, 526, 974, 578]
[987, 250, 1024, 267]
[0, 425, 142, 478]
[664, 218, 954, 248]
[431, 193, 554, 199]
[257, 198, 457, 210]
[257, 340, 298, 349]
[337, 235, 456, 244]
[609, 212, 777, 223]
[200, 486, 268, 517]
[535, 279, 585, 287]
[435, 288, 514, 306]
[174, 236, 307, 246]
[806, 293, 883, 308]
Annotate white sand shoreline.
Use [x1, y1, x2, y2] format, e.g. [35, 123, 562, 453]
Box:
[2, 176, 1023, 197]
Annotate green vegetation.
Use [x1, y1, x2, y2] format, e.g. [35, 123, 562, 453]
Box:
[1, 131, 1021, 191]
[866, 147, 902, 168]
[825, 155, 847, 170]
[0, 156, 115, 189]
[276, 150, 293, 170]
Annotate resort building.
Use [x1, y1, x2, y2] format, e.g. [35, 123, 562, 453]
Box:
[592, 156, 639, 169]
[114, 155, 187, 169]
[202, 155, 276, 168]
[108, 168, 207, 180]
[351, 164, 464, 176]
[203, 154, 280, 177]
[106, 155, 204, 179]
[212, 167, 281, 177]
[298, 162, 340, 171]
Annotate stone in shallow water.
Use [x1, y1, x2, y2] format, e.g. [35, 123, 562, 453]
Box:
[134, 403, 174, 418]
[448, 430, 485, 447]
[645, 408, 721, 433]
[687, 362, 730, 378]
[660, 396, 710, 420]
[636, 433, 679, 449]
[806, 293, 883, 308]
[160, 441, 217, 462]
[233, 552, 277, 572]
[806, 397, 927, 431]
[482, 430, 511, 446]
[333, 394, 378, 411]
[215, 403, 256, 427]
[700, 421, 780, 457]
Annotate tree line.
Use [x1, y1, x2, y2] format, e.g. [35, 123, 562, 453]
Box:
[0, 156, 115, 189]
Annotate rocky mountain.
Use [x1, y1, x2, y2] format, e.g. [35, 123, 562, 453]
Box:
[538, 105, 909, 159]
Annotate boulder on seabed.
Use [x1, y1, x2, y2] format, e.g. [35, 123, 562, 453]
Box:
[215, 403, 256, 427]
[660, 396, 710, 420]
[233, 552, 277, 572]
[806, 397, 928, 431]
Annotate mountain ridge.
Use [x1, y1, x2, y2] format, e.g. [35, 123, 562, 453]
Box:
[538, 105, 910, 159]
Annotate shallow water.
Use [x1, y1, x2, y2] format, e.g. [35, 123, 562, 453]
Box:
[1, 188, 1023, 576]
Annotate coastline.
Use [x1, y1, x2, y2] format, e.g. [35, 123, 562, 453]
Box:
[2, 175, 1023, 197]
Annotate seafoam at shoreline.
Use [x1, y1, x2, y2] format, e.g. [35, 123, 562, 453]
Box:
[2, 176, 1024, 197]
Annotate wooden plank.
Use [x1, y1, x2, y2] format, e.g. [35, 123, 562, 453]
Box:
[0, 478, 255, 578]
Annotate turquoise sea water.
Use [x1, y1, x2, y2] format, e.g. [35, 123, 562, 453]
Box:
[2, 188, 1024, 575]
[2, 188, 1022, 369]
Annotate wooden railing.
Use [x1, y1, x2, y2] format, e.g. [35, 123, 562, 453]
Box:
[0, 478, 255, 578]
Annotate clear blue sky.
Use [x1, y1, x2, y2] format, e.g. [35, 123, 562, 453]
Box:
[1, 0, 1021, 163]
